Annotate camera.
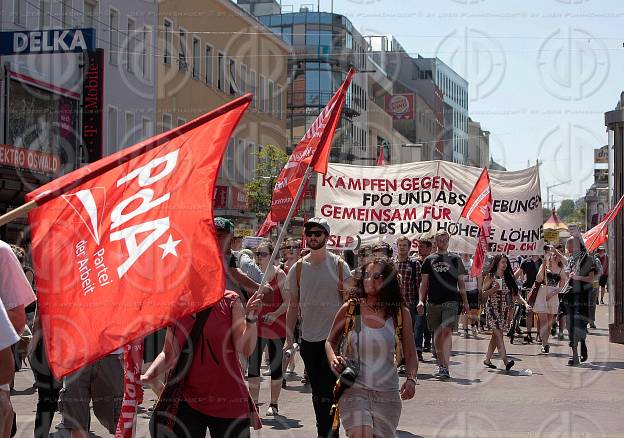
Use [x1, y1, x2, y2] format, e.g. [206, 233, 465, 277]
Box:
[338, 360, 360, 388]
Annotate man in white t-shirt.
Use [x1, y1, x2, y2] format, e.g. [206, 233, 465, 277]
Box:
[1, 300, 19, 436]
[0, 241, 36, 333]
[0, 241, 36, 436]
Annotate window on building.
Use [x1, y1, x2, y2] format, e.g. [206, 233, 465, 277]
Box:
[127, 18, 136, 74]
[192, 36, 200, 79]
[179, 29, 188, 71]
[229, 58, 237, 95]
[205, 45, 213, 86]
[107, 107, 118, 154]
[84, 0, 97, 28]
[277, 86, 284, 119]
[39, 0, 50, 27]
[240, 64, 247, 94]
[109, 9, 118, 65]
[237, 139, 246, 183]
[259, 75, 265, 112]
[268, 80, 274, 114]
[142, 117, 152, 139]
[226, 138, 235, 182]
[14, 0, 26, 25]
[217, 52, 225, 91]
[177, 117, 186, 127]
[248, 142, 256, 180]
[61, 0, 71, 27]
[250, 70, 257, 108]
[125, 112, 135, 146]
[141, 26, 151, 80]
[163, 19, 172, 64]
[162, 113, 172, 132]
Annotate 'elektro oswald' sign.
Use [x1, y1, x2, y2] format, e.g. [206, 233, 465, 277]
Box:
[0, 28, 95, 55]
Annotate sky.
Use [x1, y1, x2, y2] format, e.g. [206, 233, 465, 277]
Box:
[286, 0, 623, 207]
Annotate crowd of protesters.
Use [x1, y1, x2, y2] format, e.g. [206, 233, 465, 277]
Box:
[0, 215, 610, 437]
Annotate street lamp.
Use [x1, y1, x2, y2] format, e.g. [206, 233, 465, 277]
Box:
[546, 180, 571, 210]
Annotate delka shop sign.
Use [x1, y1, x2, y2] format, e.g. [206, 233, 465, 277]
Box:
[0, 28, 95, 55]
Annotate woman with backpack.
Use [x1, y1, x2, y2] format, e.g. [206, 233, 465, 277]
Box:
[325, 258, 418, 438]
[141, 289, 263, 437]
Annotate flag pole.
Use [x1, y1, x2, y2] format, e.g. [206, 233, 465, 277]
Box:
[253, 166, 313, 305]
[0, 200, 37, 228]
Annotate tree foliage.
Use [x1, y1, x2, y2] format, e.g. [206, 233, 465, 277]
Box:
[245, 145, 288, 215]
[558, 199, 575, 219]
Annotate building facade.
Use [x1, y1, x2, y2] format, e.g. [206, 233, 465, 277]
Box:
[468, 117, 490, 168]
[0, 0, 156, 242]
[365, 35, 446, 162]
[414, 56, 469, 164]
[157, 0, 289, 232]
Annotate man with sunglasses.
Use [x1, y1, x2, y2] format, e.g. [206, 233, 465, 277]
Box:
[284, 217, 350, 438]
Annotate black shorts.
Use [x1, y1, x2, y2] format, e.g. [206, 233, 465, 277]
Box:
[248, 337, 285, 380]
[599, 274, 608, 287]
[466, 289, 480, 309]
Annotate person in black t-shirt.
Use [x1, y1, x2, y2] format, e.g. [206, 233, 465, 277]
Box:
[417, 231, 468, 380]
[514, 255, 542, 343]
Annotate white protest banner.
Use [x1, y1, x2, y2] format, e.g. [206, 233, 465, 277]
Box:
[315, 161, 543, 255]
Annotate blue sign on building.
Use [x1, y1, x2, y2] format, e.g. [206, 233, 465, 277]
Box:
[0, 28, 96, 55]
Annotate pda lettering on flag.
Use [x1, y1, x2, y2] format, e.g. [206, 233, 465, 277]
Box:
[27, 95, 252, 378]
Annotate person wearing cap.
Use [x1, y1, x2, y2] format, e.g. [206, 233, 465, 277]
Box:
[284, 217, 351, 438]
[214, 217, 269, 301]
[416, 231, 469, 379]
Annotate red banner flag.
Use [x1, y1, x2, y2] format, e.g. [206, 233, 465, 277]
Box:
[376, 148, 385, 166]
[460, 168, 493, 276]
[583, 195, 624, 252]
[115, 340, 144, 438]
[256, 212, 277, 237]
[26, 95, 252, 378]
[269, 69, 355, 222]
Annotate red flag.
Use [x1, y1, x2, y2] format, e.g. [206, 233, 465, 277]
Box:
[269, 69, 355, 221]
[376, 148, 385, 166]
[26, 95, 252, 378]
[256, 212, 277, 237]
[115, 340, 144, 438]
[460, 168, 493, 276]
[583, 195, 624, 252]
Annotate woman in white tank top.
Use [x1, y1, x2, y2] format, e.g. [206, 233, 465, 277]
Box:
[326, 258, 419, 437]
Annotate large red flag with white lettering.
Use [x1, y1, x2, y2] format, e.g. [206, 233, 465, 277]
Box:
[460, 168, 493, 276]
[26, 94, 252, 378]
[583, 194, 624, 252]
[269, 69, 354, 222]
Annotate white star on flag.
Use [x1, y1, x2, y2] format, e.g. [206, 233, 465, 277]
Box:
[158, 235, 181, 259]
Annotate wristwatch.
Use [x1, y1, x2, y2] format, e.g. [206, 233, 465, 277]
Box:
[406, 377, 417, 385]
[245, 315, 258, 324]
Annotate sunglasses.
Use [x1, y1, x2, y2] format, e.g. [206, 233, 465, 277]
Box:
[255, 251, 270, 257]
[305, 230, 325, 238]
[286, 246, 300, 250]
[364, 271, 384, 280]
